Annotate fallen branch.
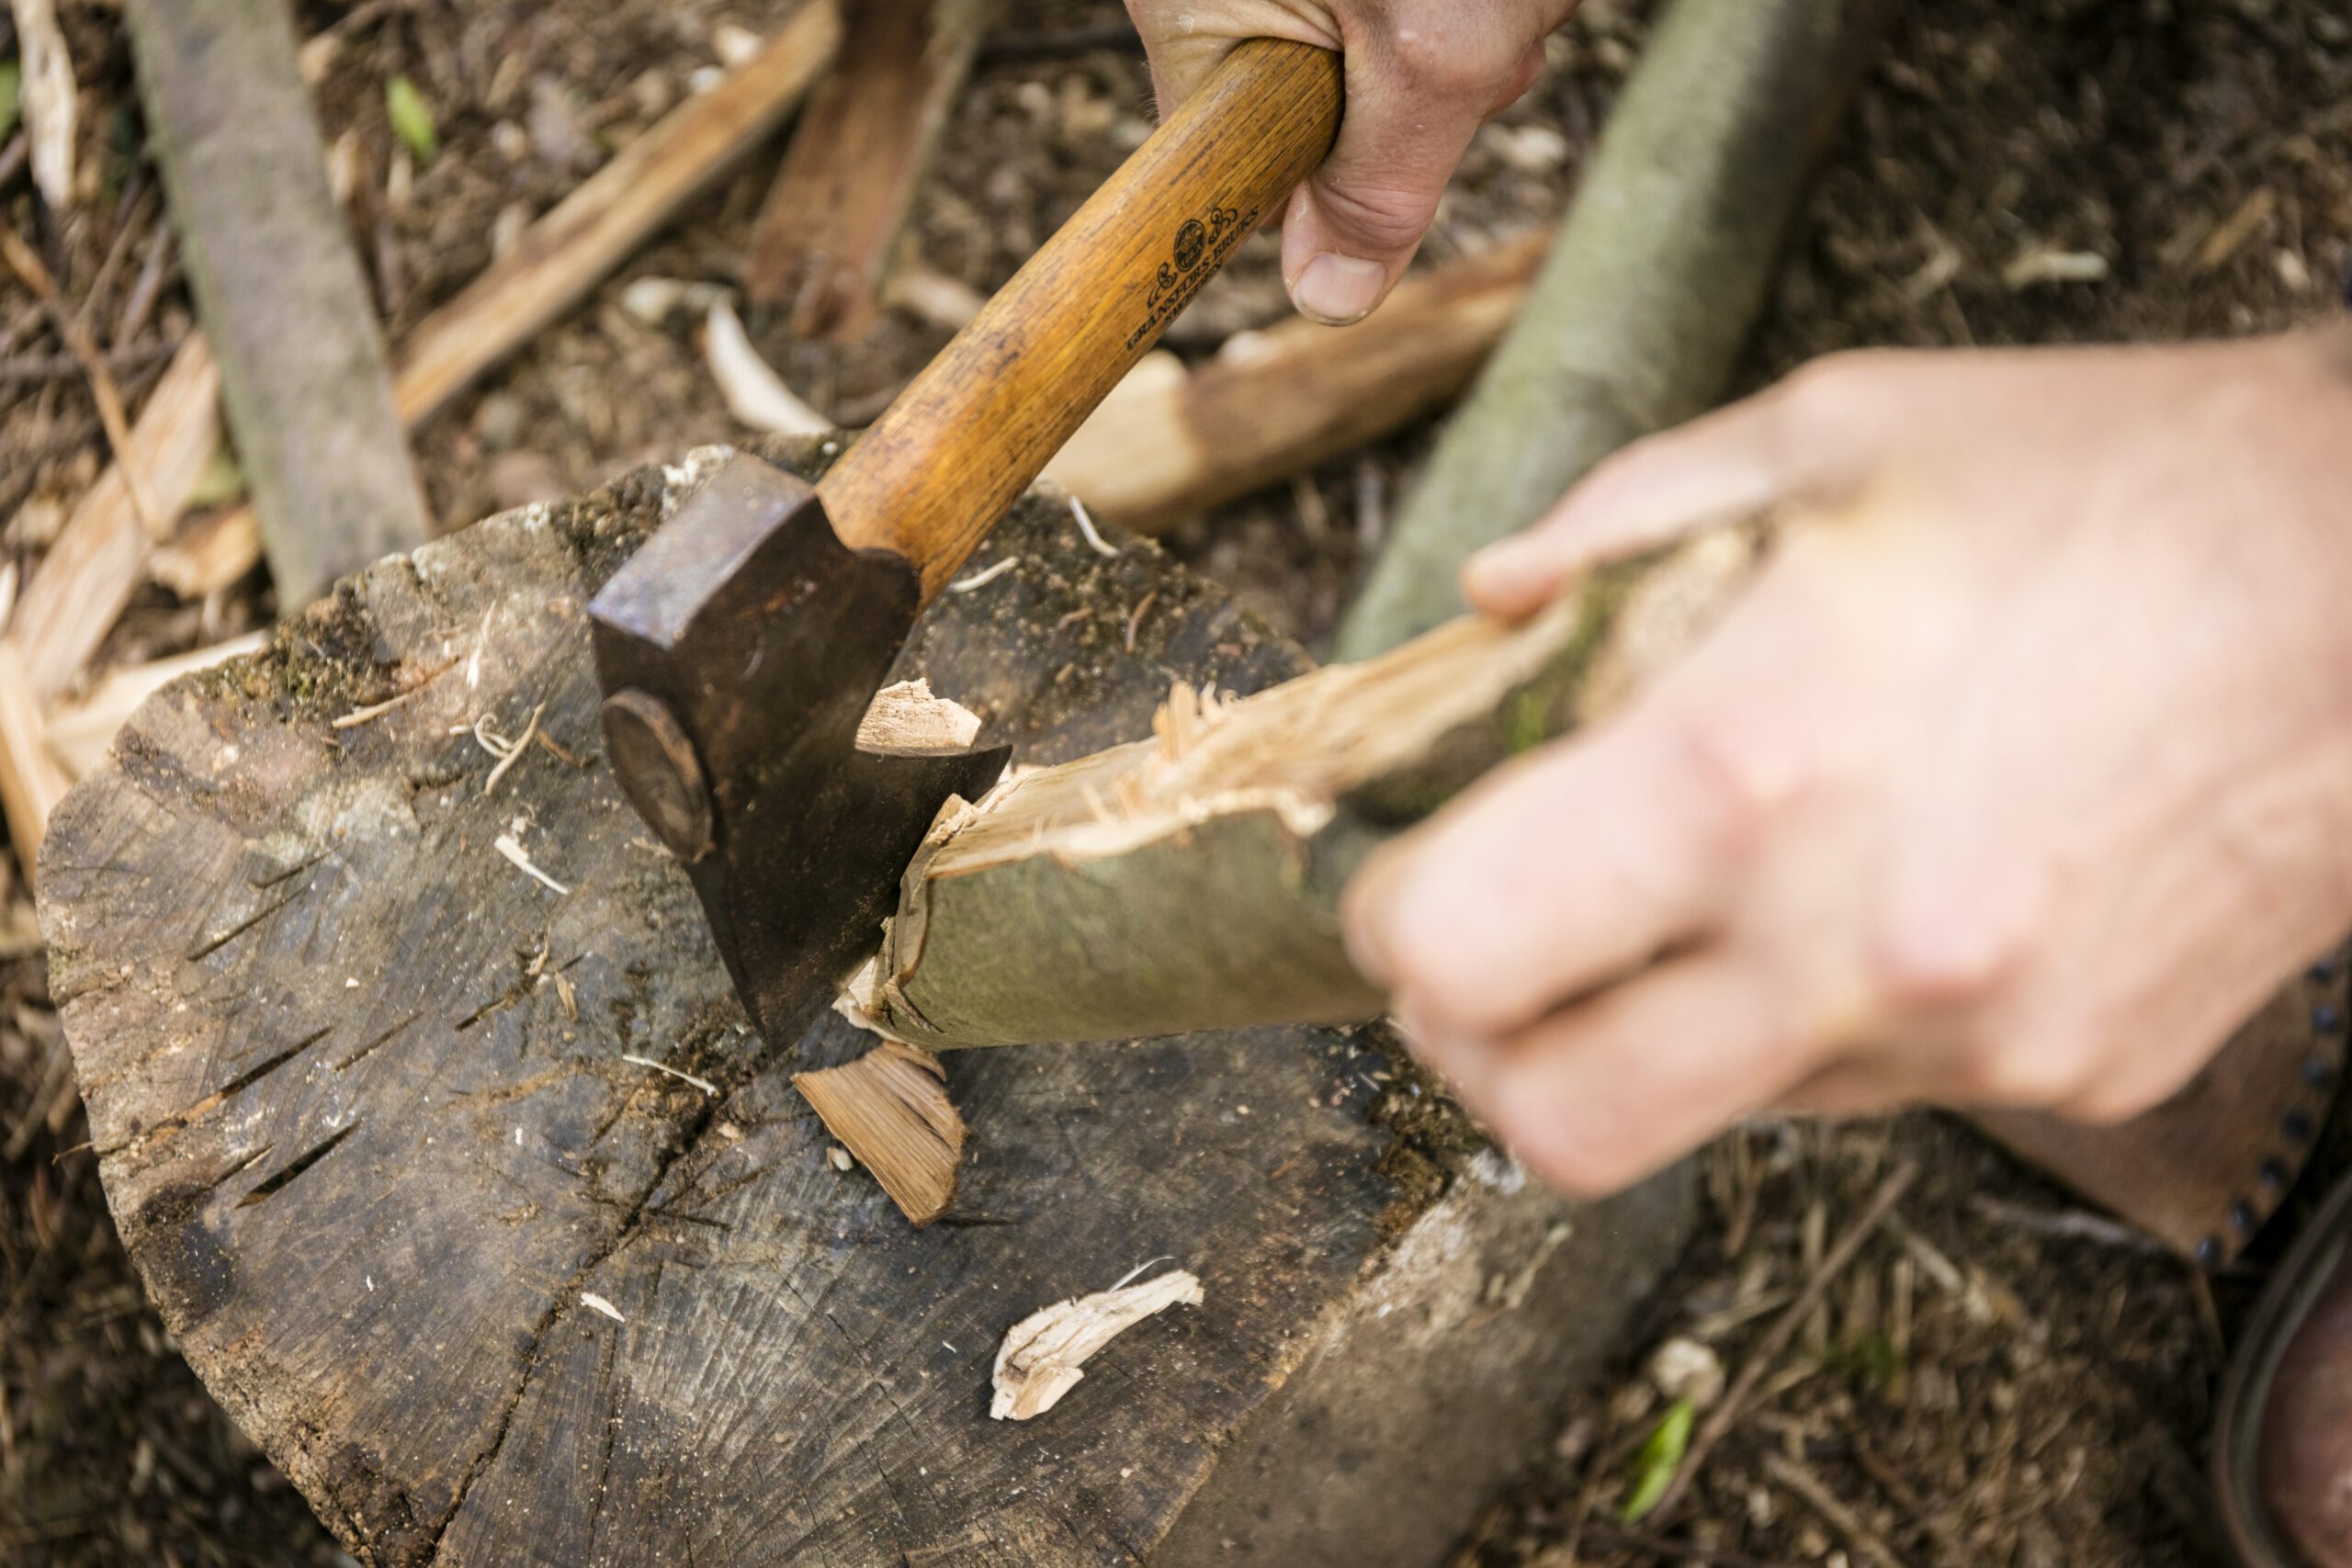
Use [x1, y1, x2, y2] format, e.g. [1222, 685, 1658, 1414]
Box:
[42, 632, 269, 779]
[6, 0, 844, 695]
[0, 641, 70, 879]
[394, 0, 843, 424]
[0, 225, 164, 534]
[1043, 233, 1546, 533]
[1334, 0, 1889, 659]
[2, 337, 222, 703]
[125, 0, 430, 605]
[745, 0, 992, 338]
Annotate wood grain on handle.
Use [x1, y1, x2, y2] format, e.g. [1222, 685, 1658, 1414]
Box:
[817, 38, 1342, 600]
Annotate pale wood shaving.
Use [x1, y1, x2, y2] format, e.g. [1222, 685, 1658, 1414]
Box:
[9, 0, 75, 211]
[990, 1268, 1204, 1421]
[492, 833, 570, 895]
[620, 1054, 718, 1096]
[705, 297, 830, 434]
[855, 679, 982, 758]
[946, 557, 1020, 593]
[794, 1042, 963, 1226]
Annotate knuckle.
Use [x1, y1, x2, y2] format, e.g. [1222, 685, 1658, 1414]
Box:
[1776, 350, 1895, 432]
[1381, 20, 1512, 96]
[1312, 177, 1440, 254]
[1866, 886, 2038, 1013]
[1669, 712, 1813, 859]
[1958, 1030, 2090, 1108]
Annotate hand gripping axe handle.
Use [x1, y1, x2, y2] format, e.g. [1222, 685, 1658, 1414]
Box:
[588, 41, 1343, 1057]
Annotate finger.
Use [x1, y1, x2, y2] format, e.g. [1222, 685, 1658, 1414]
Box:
[1280, 23, 1535, 323]
[1463, 955, 1819, 1197]
[1124, 3, 1342, 118]
[1344, 700, 1737, 1039]
[1462, 370, 1871, 620]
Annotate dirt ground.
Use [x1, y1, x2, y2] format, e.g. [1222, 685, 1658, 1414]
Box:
[2, 0, 2350, 1562]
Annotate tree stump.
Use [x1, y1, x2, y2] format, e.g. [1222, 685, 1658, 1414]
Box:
[40, 440, 1691, 1568]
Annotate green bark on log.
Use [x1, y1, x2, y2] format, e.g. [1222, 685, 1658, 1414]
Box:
[864, 525, 1771, 1050]
[1332, 0, 1886, 660]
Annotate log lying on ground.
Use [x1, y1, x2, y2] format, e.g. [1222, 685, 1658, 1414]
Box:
[1334, 0, 1889, 659]
[861, 522, 1770, 1048]
[39, 439, 1690, 1568]
[1043, 233, 1546, 533]
[125, 0, 430, 606]
[745, 0, 991, 337]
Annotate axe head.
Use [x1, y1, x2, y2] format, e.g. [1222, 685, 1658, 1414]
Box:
[587, 455, 1009, 1061]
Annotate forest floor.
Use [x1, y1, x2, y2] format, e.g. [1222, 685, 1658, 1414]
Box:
[2, 0, 2349, 1563]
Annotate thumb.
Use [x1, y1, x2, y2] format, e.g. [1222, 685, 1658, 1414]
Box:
[1283, 26, 1545, 324]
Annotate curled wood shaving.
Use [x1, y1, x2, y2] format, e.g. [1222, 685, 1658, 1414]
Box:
[794, 1042, 964, 1226]
[705, 297, 829, 435]
[946, 557, 1020, 593]
[990, 1267, 1204, 1421]
[1069, 495, 1120, 558]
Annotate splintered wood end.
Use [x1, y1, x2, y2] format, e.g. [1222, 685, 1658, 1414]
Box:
[793, 1042, 966, 1225]
[856, 679, 983, 757]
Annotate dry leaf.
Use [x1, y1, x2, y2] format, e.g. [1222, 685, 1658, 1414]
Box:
[991, 1269, 1204, 1421]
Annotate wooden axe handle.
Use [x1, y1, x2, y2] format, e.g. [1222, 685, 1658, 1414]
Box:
[817, 38, 1343, 601]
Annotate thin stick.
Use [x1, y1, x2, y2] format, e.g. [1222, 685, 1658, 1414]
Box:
[1760, 1453, 1912, 1568]
[1647, 1160, 1918, 1520]
[0, 225, 165, 536]
[0, 338, 181, 384]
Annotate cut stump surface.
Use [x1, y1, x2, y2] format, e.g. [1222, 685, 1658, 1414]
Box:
[40, 441, 1690, 1566]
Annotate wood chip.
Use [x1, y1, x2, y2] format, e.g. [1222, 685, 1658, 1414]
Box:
[705, 296, 830, 435]
[794, 1042, 964, 1225]
[9, 0, 76, 210]
[492, 833, 570, 895]
[580, 1292, 627, 1324]
[855, 678, 982, 757]
[0, 640, 71, 882]
[990, 1267, 1204, 1421]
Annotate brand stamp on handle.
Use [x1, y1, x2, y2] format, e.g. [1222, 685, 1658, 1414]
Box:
[1129, 203, 1255, 350]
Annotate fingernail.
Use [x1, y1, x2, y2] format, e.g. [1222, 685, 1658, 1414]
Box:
[1292, 254, 1387, 325]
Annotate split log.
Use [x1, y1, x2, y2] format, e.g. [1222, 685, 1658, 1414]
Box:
[125, 0, 430, 607]
[858, 499, 2342, 1266]
[745, 0, 991, 338]
[861, 522, 1770, 1048]
[1333, 0, 1888, 660]
[1043, 233, 1546, 533]
[39, 438, 1691, 1567]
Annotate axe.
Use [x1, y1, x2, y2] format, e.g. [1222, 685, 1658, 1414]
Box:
[588, 39, 1342, 1059]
